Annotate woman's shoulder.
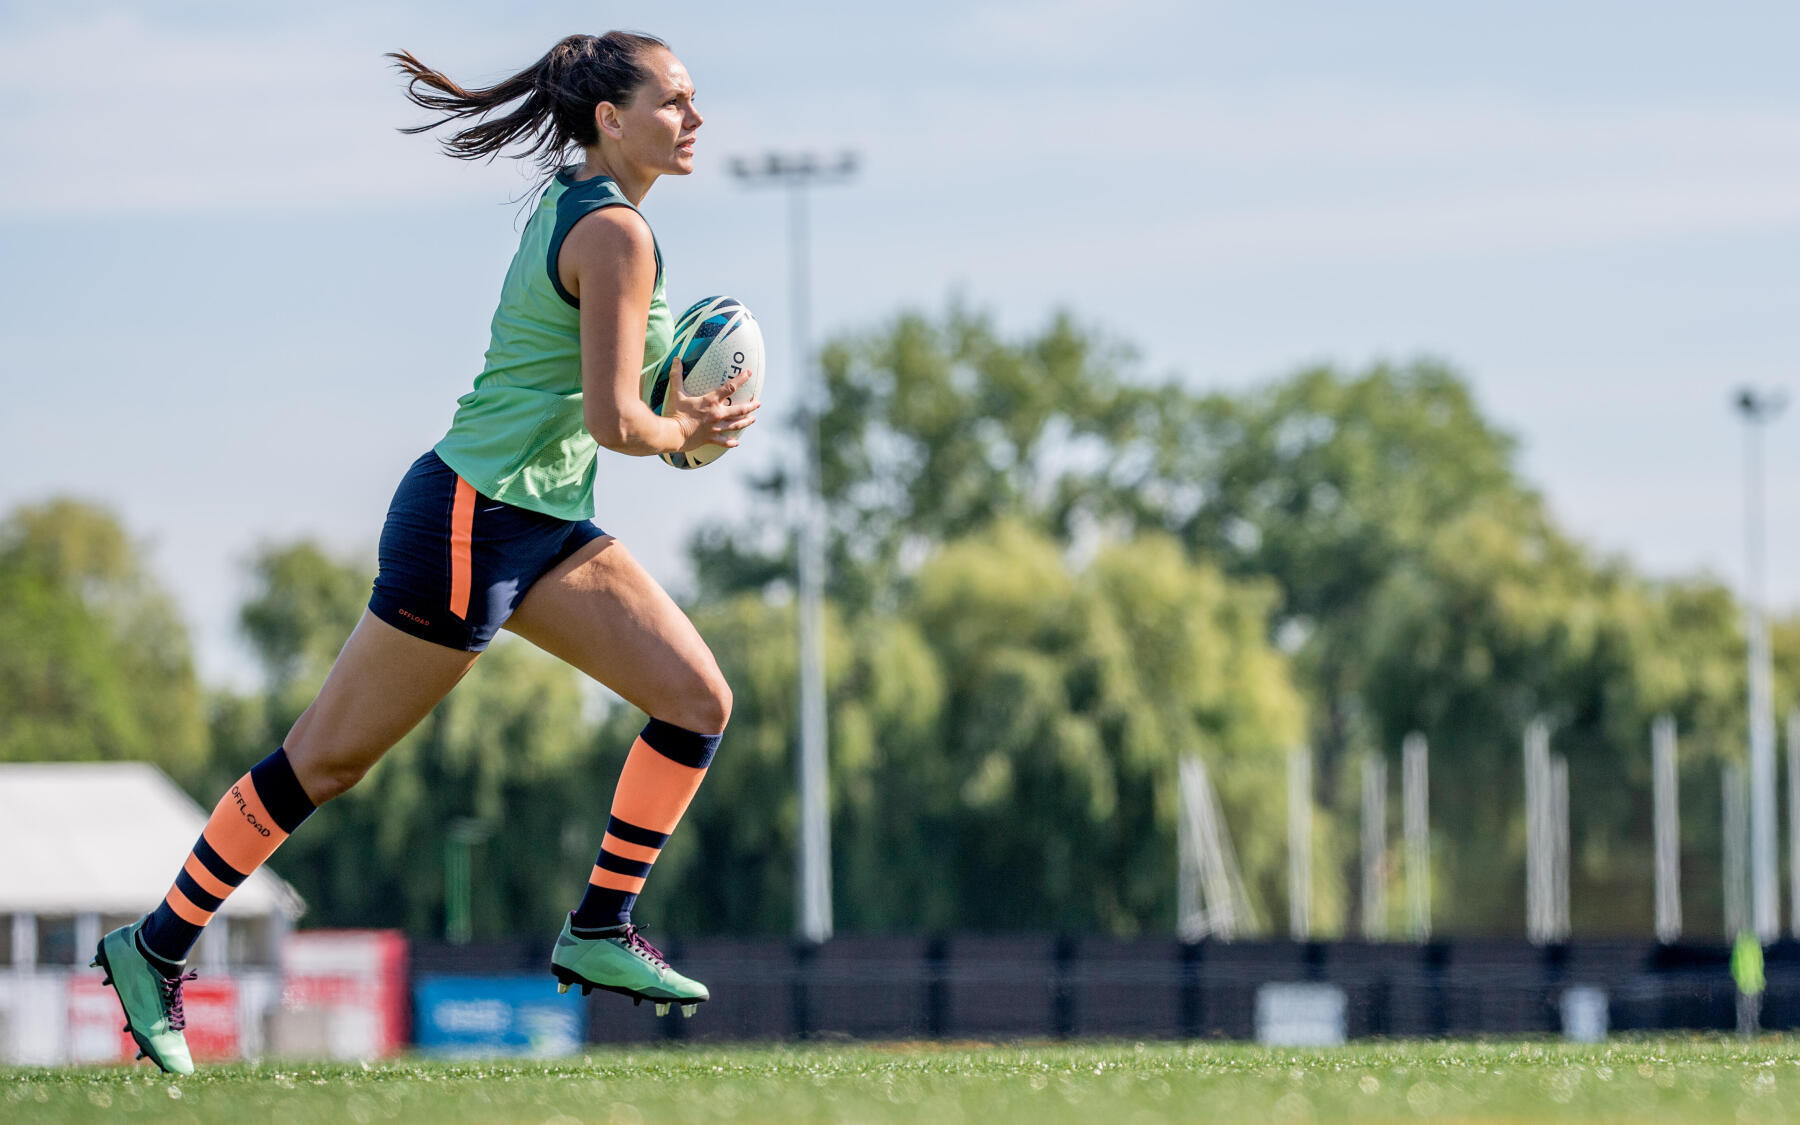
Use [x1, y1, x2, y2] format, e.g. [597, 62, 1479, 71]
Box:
[549, 171, 653, 251]
[559, 199, 654, 260]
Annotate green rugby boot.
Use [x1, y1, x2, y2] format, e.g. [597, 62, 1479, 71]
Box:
[91, 919, 196, 1075]
[550, 917, 708, 1017]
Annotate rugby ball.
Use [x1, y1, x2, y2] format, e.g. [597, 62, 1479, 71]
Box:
[642, 295, 765, 469]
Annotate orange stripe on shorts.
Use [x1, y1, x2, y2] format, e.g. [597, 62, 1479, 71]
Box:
[449, 477, 476, 619]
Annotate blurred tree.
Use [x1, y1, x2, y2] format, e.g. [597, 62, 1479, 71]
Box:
[0, 498, 205, 771]
[690, 302, 1138, 606]
[913, 524, 1307, 932]
[1772, 615, 1800, 724]
[1359, 496, 1749, 935]
[190, 541, 375, 796]
[1093, 363, 1523, 786]
[1067, 363, 1558, 932]
[683, 305, 1785, 940]
[239, 541, 373, 696]
[651, 522, 1306, 936]
[695, 321, 1491, 934]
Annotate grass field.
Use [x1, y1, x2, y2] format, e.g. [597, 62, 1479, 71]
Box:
[10, 1039, 1800, 1124]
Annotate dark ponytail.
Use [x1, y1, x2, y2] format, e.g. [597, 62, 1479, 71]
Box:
[388, 32, 667, 178]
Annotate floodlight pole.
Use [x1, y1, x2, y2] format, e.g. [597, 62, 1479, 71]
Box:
[1737, 388, 1786, 943]
[731, 152, 858, 944]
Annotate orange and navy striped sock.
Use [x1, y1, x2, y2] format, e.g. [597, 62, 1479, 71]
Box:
[137, 748, 315, 974]
[570, 719, 721, 933]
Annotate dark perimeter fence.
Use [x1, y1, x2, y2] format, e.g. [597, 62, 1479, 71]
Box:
[412, 936, 1800, 1044]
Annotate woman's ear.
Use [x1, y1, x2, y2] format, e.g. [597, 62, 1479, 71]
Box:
[594, 101, 624, 141]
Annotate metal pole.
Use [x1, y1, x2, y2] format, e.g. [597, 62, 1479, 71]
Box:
[1361, 755, 1388, 939]
[731, 153, 857, 944]
[1725, 763, 1749, 938]
[445, 818, 489, 945]
[1525, 720, 1548, 943]
[1288, 747, 1312, 939]
[1551, 752, 1570, 942]
[1789, 709, 1800, 938]
[1403, 733, 1430, 941]
[1178, 753, 1257, 940]
[1179, 754, 1246, 941]
[1737, 389, 1786, 942]
[1177, 756, 1201, 940]
[788, 178, 834, 945]
[1653, 715, 1682, 943]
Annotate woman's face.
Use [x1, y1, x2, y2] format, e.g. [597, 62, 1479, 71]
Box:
[608, 48, 702, 176]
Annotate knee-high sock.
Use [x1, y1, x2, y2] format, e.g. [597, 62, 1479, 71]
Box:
[138, 748, 315, 973]
[571, 719, 721, 932]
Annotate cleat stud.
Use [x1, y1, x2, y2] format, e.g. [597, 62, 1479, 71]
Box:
[682, 1004, 696, 1019]
[655, 1003, 671, 1017]
[102, 976, 112, 986]
[557, 983, 570, 994]
[582, 985, 592, 996]
[136, 1050, 146, 1060]
[633, 997, 642, 1007]
[89, 958, 101, 968]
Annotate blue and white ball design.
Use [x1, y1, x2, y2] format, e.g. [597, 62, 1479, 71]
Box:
[642, 295, 766, 469]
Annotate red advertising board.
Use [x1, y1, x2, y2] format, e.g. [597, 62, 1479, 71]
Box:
[280, 930, 408, 1058]
[67, 976, 240, 1063]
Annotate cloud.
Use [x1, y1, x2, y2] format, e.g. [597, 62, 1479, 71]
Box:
[952, 0, 1183, 62]
[755, 82, 1800, 271]
[7, 6, 1799, 269]
[0, 10, 533, 215]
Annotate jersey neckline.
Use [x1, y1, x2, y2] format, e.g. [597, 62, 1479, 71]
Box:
[556, 166, 617, 189]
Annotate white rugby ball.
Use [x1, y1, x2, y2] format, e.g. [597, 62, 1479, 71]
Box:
[642, 295, 765, 469]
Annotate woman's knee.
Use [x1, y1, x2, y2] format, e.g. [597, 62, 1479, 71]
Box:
[287, 750, 372, 805]
[283, 725, 381, 804]
[710, 677, 733, 732]
[667, 673, 731, 735]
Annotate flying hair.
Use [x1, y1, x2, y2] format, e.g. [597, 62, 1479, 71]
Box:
[387, 32, 668, 181]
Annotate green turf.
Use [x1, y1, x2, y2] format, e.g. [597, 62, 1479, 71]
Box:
[8, 1039, 1800, 1124]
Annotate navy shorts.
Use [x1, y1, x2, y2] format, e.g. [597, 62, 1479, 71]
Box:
[368, 451, 607, 651]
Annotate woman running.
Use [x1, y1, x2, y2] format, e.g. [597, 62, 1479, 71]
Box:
[93, 31, 756, 1074]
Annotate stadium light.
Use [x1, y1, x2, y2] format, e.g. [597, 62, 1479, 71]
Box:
[730, 150, 859, 944]
[1735, 387, 1786, 943]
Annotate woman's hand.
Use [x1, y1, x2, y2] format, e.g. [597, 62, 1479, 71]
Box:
[664, 359, 761, 452]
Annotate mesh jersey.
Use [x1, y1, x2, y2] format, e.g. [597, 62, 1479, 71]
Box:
[433, 168, 673, 520]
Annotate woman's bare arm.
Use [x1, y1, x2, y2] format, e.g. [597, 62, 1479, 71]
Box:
[565, 209, 757, 456]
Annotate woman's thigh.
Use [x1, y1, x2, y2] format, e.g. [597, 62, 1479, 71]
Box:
[284, 610, 482, 801]
[503, 536, 730, 733]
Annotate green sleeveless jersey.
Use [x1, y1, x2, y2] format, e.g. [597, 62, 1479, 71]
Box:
[434, 168, 672, 520]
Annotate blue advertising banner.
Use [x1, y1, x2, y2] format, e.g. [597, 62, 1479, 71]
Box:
[414, 976, 586, 1057]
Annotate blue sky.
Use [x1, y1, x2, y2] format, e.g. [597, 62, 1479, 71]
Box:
[2, 1, 1798, 686]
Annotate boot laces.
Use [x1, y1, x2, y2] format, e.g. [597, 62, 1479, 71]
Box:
[160, 970, 198, 1031]
[619, 925, 668, 969]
